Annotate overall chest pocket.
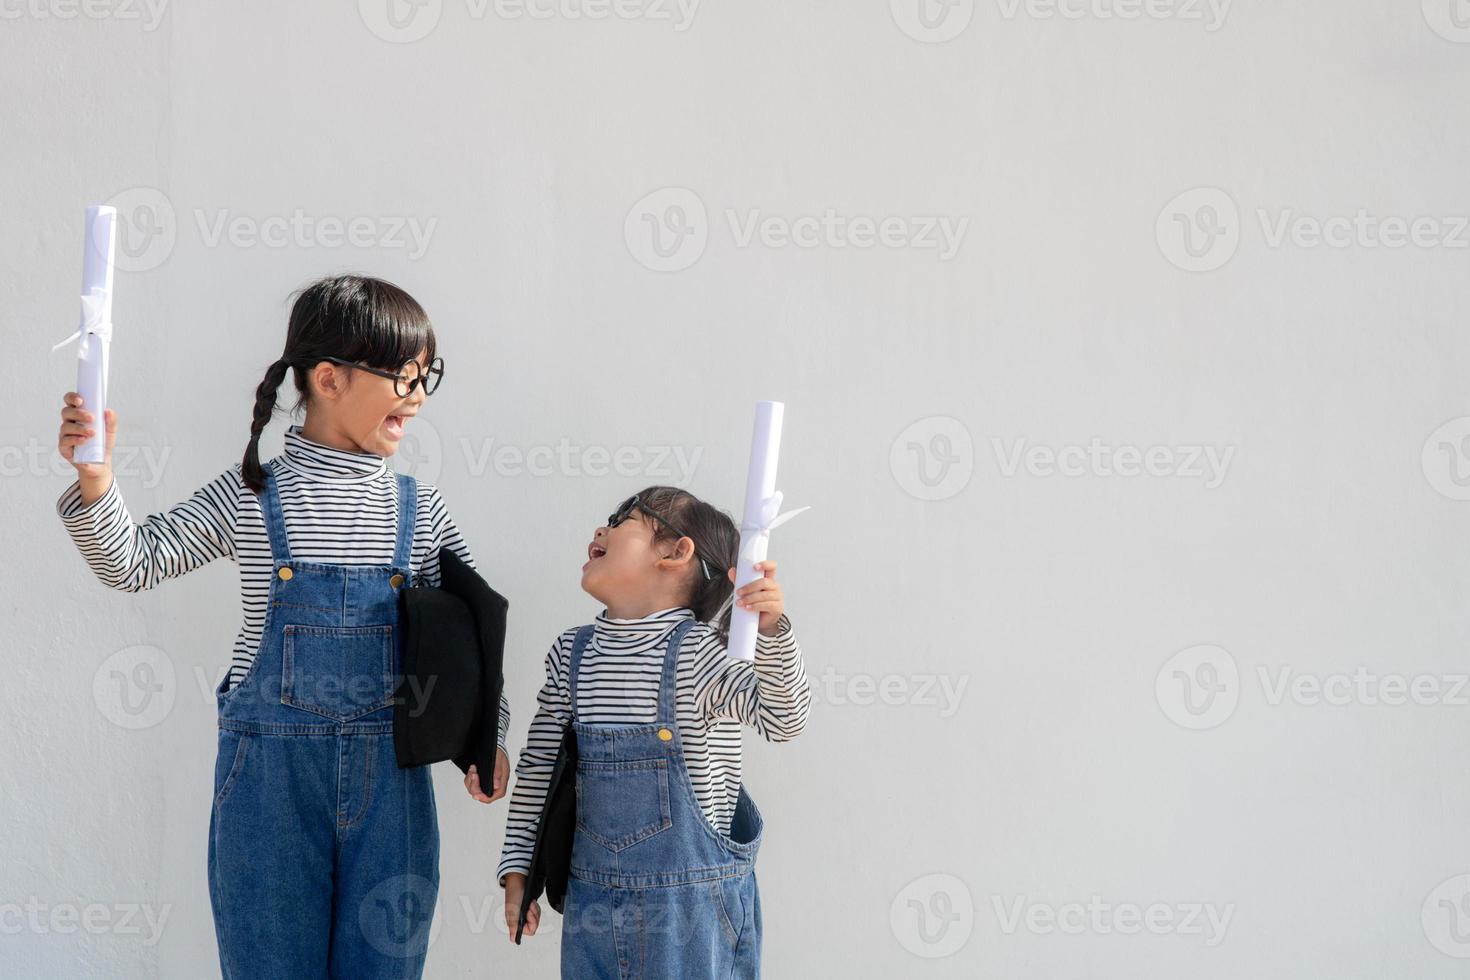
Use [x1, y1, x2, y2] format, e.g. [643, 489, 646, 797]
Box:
[575, 758, 673, 852]
[281, 624, 396, 722]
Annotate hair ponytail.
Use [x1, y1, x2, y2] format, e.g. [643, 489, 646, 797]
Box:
[242, 358, 291, 494]
[237, 274, 438, 495]
[694, 555, 738, 644]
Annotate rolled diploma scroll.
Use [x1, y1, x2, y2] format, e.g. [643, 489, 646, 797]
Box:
[727, 401, 809, 661]
[53, 206, 117, 465]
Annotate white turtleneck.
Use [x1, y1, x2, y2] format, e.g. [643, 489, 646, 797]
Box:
[56, 424, 509, 749]
[497, 606, 809, 883]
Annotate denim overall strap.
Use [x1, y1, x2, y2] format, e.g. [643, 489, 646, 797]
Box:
[657, 619, 697, 729]
[393, 471, 416, 571]
[260, 462, 292, 564]
[260, 463, 415, 570]
[566, 625, 595, 724]
[567, 620, 692, 726]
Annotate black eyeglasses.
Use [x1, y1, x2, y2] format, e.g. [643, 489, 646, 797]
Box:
[607, 494, 711, 581]
[314, 356, 444, 398]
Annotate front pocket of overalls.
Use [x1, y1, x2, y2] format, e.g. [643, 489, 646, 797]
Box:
[281, 624, 395, 722]
[212, 731, 250, 810]
[575, 758, 673, 852]
[711, 876, 744, 952]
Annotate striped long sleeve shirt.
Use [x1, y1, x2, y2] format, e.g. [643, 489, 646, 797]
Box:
[497, 606, 809, 883]
[55, 424, 510, 749]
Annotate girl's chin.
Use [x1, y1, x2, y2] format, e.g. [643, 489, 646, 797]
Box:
[579, 569, 608, 597]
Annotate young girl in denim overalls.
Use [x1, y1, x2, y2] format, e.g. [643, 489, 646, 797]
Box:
[486, 486, 811, 979]
[55, 275, 509, 978]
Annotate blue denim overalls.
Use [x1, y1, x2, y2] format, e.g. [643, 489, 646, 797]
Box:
[561, 618, 766, 979]
[207, 461, 439, 979]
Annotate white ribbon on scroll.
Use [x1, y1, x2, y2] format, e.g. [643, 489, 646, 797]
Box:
[52, 206, 117, 465]
[738, 491, 811, 567]
[726, 401, 809, 661]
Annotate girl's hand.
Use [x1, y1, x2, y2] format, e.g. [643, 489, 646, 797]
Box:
[57, 392, 116, 505]
[503, 872, 539, 942]
[463, 748, 510, 804]
[730, 560, 785, 636]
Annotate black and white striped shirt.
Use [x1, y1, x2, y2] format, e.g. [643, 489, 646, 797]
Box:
[56, 424, 509, 749]
[497, 606, 809, 882]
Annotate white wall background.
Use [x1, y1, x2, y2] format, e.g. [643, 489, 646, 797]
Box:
[4, 0, 1470, 976]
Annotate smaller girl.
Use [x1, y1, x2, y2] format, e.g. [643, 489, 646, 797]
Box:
[483, 486, 811, 979]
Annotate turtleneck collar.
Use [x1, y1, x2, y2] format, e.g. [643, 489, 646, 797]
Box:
[276, 424, 389, 484]
[593, 606, 696, 646]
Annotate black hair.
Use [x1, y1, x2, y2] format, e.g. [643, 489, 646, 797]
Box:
[632, 485, 741, 641]
[241, 274, 437, 494]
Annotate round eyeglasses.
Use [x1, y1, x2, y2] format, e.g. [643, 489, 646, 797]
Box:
[315, 356, 444, 398]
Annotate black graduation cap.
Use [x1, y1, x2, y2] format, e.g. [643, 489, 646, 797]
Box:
[394, 546, 507, 780]
[516, 725, 578, 944]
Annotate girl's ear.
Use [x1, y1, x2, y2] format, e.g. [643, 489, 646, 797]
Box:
[310, 361, 345, 401]
[659, 536, 697, 568]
